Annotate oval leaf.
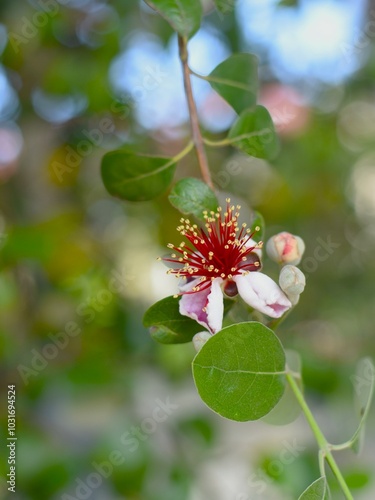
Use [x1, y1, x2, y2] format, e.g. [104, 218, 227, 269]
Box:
[101, 150, 176, 201]
[349, 357, 375, 453]
[262, 349, 302, 425]
[168, 177, 219, 221]
[228, 105, 279, 159]
[208, 54, 258, 114]
[192, 322, 286, 421]
[298, 477, 330, 500]
[144, 0, 202, 38]
[143, 295, 203, 344]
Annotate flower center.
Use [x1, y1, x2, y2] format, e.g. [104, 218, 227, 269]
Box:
[162, 199, 263, 293]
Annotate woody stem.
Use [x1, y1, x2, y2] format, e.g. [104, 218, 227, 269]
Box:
[178, 35, 214, 190]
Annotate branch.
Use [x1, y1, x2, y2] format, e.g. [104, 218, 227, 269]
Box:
[178, 35, 214, 190]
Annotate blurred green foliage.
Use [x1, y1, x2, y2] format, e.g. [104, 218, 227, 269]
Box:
[0, 0, 375, 499]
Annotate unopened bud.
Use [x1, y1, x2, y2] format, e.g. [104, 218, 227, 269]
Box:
[279, 265, 306, 298]
[266, 232, 305, 266]
[192, 331, 212, 352]
[286, 293, 300, 306]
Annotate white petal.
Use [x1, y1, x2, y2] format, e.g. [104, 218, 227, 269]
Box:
[179, 278, 224, 333]
[206, 278, 224, 334]
[234, 272, 291, 318]
[192, 331, 212, 352]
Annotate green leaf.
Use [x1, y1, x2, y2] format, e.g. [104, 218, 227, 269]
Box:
[298, 477, 330, 500]
[207, 54, 258, 114]
[228, 105, 279, 159]
[349, 357, 375, 453]
[249, 210, 265, 243]
[278, 0, 299, 7]
[212, 0, 237, 14]
[262, 349, 302, 425]
[168, 177, 219, 221]
[192, 322, 286, 421]
[101, 150, 176, 202]
[143, 295, 203, 344]
[144, 0, 202, 38]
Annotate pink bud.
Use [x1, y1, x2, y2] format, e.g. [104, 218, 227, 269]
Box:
[266, 232, 305, 266]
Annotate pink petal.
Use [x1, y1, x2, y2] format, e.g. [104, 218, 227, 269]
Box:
[234, 272, 291, 318]
[179, 278, 224, 334]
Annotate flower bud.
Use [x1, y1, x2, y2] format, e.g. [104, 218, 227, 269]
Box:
[192, 331, 212, 352]
[286, 293, 300, 306]
[266, 232, 305, 266]
[279, 265, 306, 298]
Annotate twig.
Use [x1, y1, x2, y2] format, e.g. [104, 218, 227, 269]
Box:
[178, 35, 214, 190]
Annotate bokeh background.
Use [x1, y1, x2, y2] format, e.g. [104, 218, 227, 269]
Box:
[1, 0, 375, 498]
